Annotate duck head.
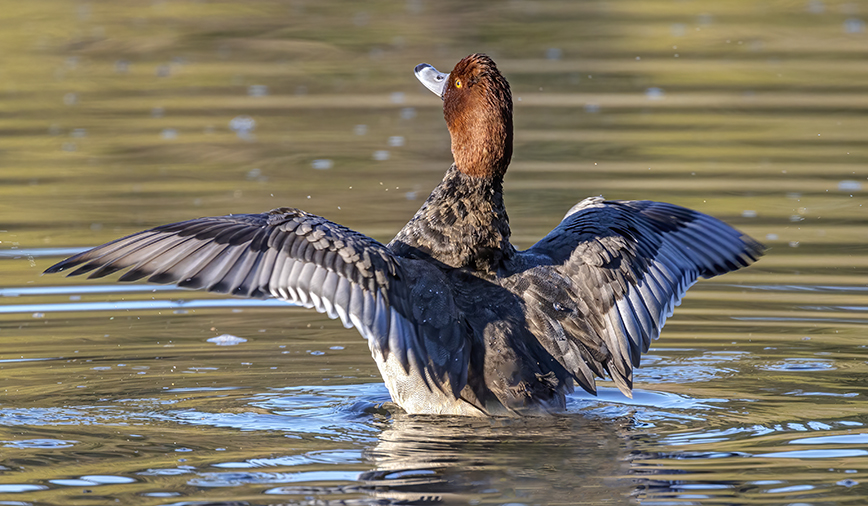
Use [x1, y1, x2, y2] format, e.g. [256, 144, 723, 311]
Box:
[415, 54, 513, 179]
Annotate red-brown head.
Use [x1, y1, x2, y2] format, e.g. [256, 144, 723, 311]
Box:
[415, 54, 513, 179]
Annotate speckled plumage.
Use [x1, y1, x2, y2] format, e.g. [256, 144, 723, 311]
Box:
[390, 165, 513, 273]
[45, 54, 764, 416]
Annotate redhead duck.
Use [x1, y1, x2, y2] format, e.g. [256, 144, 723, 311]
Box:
[46, 54, 763, 416]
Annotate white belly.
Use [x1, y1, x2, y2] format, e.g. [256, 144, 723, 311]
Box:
[369, 341, 487, 416]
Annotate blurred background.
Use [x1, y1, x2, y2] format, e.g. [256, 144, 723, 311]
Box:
[2, 0, 864, 249]
[1, 1, 867, 505]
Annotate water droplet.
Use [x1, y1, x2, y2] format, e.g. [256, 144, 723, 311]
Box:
[311, 159, 333, 170]
[207, 334, 247, 346]
[844, 18, 865, 34]
[229, 115, 256, 139]
[838, 180, 861, 191]
[247, 85, 268, 97]
[645, 87, 665, 100]
[400, 107, 416, 120]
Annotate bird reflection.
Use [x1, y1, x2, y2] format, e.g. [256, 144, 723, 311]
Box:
[354, 413, 637, 504]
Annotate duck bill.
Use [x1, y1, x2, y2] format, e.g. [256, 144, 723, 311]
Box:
[414, 63, 449, 98]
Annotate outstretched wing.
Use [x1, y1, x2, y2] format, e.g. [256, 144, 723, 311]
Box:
[45, 207, 469, 398]
[512, 197, 764, 397]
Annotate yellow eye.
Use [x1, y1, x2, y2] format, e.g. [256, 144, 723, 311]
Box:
[455, 78, 462, 89]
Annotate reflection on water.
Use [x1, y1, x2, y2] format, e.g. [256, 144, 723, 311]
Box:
[0, 383, 866, 504]
[1, 0, 868, 504]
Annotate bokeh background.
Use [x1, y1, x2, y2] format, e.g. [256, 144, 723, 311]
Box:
[1, 1, 867, 504]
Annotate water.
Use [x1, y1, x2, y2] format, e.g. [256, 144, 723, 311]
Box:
[1, 0, 867, 504]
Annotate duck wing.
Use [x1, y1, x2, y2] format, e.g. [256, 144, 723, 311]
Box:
[44, 207, 469, 399]
[511, 197, 764, 398]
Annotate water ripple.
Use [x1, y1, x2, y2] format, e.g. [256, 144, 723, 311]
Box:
[189, 470, 359, 487]
[759, 359, 836, 372]
[1, 438, 77, 449]
[0, 297, 294, 314]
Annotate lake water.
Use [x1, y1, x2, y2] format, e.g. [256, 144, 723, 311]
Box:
[1, 1, 867, 504]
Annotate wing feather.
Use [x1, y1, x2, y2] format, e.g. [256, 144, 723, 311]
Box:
[511, 197, 764, 398]
[45, 208, 470, 401]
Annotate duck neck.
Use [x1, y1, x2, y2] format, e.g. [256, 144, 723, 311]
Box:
[389, 165, 513, 274]
[445, 90, 513, 180]
[450, 117, 513, 179]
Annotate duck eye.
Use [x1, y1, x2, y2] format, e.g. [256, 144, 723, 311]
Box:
[454, 78, 462, 89]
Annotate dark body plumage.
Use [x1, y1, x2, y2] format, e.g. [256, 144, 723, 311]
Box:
[46, 54, 764, 415]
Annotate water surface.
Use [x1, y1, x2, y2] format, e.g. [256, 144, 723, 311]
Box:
[1, 1, 867, 504]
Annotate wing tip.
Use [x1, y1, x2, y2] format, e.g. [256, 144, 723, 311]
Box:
[44, 256, 87, 276]
[743, 234, 768, 261]
[43, 263, 67, 275]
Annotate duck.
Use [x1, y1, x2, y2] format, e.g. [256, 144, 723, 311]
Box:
[45, 53, 764, 416]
